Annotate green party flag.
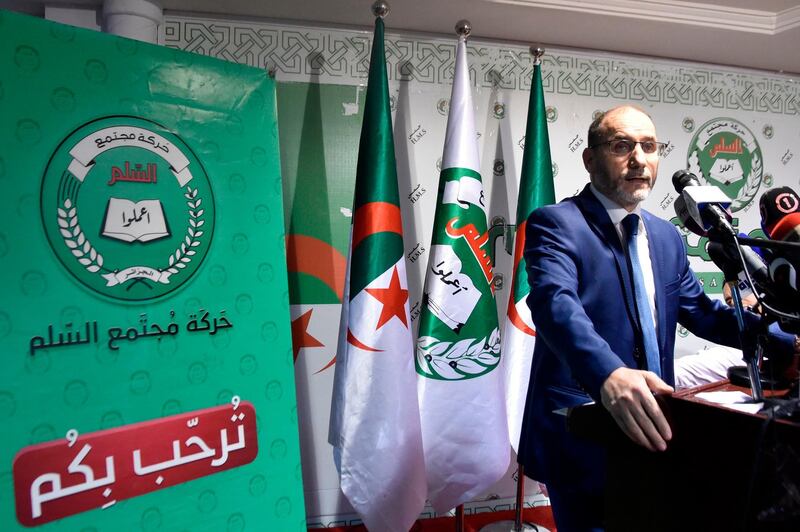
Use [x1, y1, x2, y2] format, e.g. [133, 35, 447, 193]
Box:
[501, 55, 556, 453]
[416, 31, 509, 512]
[328, 16, 426, 532]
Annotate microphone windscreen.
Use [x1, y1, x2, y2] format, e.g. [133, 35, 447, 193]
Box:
[672, 170, 699, 193]
[759, 187, 800, 240]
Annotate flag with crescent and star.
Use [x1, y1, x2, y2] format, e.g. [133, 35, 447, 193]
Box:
[415, 29, 509, 512]
[501, 55, 556, 453]
[327, 15, 426, 532]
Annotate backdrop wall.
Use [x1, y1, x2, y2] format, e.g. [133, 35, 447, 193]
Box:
[163, 12, 800, 527]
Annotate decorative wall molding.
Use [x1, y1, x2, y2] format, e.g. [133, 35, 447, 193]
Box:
[163, 13, 800, 115]
[777, 5, 800, 32]
[490, 0, 800, 35]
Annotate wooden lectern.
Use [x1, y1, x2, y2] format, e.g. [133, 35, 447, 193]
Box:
[567, 381, 800, 531]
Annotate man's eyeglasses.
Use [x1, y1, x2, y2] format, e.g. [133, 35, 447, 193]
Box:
[590, 139, 667, 157]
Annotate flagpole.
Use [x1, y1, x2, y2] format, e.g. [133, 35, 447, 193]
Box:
[328, 1, 429, 530]
[480, 45, 552, 532]
[515, 47, 548, 532]
[418, 10, 511, 517]
[456, 504, 465, 532]
[514, 465, 525, 530]
[453, 19, 472, 532]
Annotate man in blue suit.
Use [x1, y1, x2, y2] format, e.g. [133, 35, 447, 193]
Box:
[518, 105, 755, 531]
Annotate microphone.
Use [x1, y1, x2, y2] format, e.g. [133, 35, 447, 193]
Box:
[769, 257, 798, 292]
[760, 187, 800, 243]
[672, 170, 736, 240]
[756, 186, 800, 328]
[759, 186, 800, 286]
[707, 240, 769, 298]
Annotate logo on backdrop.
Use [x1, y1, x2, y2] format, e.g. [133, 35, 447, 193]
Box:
[687, 117, 763, 212]
[41, 116, 215, 301]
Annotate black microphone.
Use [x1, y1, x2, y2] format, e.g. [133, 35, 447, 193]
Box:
[672, 170, 736, 240]
[758, 187, 800, 304]
[707, 240, 770, 294]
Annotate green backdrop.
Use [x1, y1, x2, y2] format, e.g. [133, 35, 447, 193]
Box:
[0, 10, 304, 531]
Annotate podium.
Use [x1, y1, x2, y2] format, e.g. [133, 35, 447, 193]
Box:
[567, 382, 800, 531]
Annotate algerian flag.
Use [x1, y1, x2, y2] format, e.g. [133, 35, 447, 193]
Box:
[502, 55, 556, 453]
[416, 31, 509, 512]
[328, 16, 426, 531]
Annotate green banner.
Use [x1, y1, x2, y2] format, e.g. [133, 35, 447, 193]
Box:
[0, 10, 303, 530]
[277, 81, 361, 305]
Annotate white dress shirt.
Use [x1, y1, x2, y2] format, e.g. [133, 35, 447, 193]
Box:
[589, 184, 658, 330]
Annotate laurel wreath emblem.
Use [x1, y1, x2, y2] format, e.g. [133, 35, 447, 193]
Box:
[416, 327, 501, 380]
[57, 185, 206, 281]
[58, 198, 104, 273]
[43, 119, 216, 300]
[740, 153, 763, 205]
[166, 186, 204, 275]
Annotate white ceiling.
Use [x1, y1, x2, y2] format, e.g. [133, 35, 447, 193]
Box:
[5, 0, 800, 74]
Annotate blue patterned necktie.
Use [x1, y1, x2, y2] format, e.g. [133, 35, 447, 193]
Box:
[622, 213, 661, 377]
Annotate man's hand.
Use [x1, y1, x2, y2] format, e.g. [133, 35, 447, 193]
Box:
[600, 367, 674, 452]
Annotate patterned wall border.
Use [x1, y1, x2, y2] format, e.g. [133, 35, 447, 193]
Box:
[164, 13, 800, 114]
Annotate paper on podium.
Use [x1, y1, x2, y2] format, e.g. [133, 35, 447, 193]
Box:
[694, 390, 763, 414]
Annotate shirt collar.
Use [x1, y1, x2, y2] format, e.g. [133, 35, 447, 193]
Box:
[589, 183, 642, 227]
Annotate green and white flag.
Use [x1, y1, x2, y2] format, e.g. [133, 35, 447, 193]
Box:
[416, 32, 509, 512]
[328, 16, 426, 532]
[502, 56, 556, 453]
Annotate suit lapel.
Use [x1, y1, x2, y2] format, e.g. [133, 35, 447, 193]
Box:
[573, 186, 639, 329]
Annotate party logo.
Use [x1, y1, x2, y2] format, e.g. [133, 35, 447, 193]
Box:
[41, 116, 214, 301]
[687, 117, 763, 212]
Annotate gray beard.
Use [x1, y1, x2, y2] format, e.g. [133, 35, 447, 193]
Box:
[611, 186, 650, 207]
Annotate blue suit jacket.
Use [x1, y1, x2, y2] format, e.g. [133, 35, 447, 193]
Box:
[518, 185, 750, 492]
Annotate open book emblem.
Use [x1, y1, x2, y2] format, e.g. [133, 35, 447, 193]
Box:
[102, 198, 170, 243]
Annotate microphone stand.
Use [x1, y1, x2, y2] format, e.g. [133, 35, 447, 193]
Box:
[727, 279, 764, 401]
[673, 181, 800, 401]
[712, 233, 765, 401]
[738, 236, 800, 251]
[716, 234, 800, 400]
